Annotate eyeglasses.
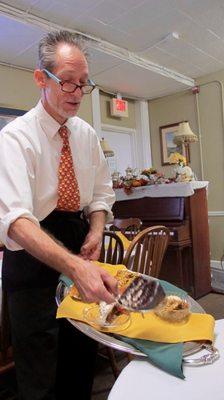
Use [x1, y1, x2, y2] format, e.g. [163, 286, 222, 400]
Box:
[43, 69, 96, 94]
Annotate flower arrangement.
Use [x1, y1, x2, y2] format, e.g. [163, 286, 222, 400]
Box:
[168, 152, 186, 166]
[168, 152, 194, 182]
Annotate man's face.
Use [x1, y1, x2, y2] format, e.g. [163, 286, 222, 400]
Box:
[42, 44, 89, 124]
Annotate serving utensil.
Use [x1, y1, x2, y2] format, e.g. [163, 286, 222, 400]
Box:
[116, 275, 165, 312]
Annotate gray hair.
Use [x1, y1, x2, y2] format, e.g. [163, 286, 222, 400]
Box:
[38, 30, 88, 71]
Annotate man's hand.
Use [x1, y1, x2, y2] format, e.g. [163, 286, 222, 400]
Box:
[80, 210, 106, 260]
[71, 259, 118, 303]
[80, 231, 102, 260]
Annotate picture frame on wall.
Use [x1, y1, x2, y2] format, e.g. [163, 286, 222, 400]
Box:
[0, 107, 26, 130]
[160, 122, 189, 165]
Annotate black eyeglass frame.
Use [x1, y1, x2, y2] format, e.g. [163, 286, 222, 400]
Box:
[43, 68, 96, 94]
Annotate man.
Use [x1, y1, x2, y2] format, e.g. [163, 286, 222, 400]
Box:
[0, 30, 117, 399]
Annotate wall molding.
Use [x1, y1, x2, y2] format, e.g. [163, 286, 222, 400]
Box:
[208, 211, 224, 217]
[211, 260, 224, 292]
[211, 260, 223, 270]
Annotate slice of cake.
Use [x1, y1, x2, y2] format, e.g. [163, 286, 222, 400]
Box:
[99, 301, 126, 325]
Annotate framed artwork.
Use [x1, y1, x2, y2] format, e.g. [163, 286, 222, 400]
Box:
[0, 107, 26, 130]
[160, 122, 189, 165]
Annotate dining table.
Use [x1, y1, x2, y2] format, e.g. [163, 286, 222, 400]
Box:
[108, 318, 224, 400]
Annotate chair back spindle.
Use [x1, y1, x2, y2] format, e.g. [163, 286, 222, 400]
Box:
[99, 231, 124, 265]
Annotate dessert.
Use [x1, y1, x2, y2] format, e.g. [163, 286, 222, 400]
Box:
[114, 269, 138, 293]
[154, 295, 190, 322]
[99, 301, 127, 325]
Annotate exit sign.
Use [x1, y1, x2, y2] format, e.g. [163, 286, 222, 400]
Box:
[110, 98, 129, 117]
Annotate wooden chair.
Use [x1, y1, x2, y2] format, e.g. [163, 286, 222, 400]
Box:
[0, 290, 14, 374]
[123, 225, 170, 278]
[99, 231, 124, 265]
[109, 218, 142, 240]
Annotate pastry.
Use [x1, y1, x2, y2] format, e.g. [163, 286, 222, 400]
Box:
[154, 295, 190, 322]
[114, 269, 139, 294]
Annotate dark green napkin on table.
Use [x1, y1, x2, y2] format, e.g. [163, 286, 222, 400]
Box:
[116, 280, 186, 379]
[117, 336, 184, 378]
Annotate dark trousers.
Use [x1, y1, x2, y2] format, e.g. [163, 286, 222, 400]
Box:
[2, 210, 98, 400]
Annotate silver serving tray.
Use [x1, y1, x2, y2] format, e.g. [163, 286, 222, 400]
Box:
[56, 281, 219, 365]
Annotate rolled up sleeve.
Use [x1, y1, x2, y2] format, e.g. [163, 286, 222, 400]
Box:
[0, 129, 39, 250]
[0, 209, 39, 250]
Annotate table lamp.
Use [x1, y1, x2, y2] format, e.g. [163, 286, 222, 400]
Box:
[173, 122, 198, 164]
[100, 138, 114, 157]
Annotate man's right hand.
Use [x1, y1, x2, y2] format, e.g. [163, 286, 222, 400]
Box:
[69, 258, 118, 304]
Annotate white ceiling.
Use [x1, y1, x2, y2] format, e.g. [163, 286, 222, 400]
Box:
[1, 0, 224, 99]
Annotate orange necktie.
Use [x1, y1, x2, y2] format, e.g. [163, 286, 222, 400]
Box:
[57, 125, 80, 211]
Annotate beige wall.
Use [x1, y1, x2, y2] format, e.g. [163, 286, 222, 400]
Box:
[0, 64, 93, 124]
[148, 90, 201, 178]
[78, 94, 93, 125]
[148, 70, 224, 262]
[0, 65, 39, 110]
[209, 217, 224, 261]
[100, 91, 136, 128]
[196, 72, 224, 262]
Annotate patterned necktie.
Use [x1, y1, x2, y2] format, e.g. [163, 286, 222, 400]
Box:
[57, 125, 80, 211]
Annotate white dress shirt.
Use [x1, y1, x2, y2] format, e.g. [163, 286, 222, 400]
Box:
[0, 101, 115, 251]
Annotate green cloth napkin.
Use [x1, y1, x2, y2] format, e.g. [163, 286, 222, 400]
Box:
[59, 275, 186, 378]
[117, 336, 184, 378]
[60, 274, 73, 287]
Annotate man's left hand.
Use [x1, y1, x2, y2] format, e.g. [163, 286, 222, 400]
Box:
[80, 231, 102, 261]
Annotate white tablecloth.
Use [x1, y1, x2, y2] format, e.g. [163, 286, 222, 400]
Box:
[108, 319, 224, 400]
[115, 181, 209, 201]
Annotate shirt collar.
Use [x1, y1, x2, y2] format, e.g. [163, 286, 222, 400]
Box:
[36, 101, 71, 139]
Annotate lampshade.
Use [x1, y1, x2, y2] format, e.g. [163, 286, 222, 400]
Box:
[100, 138, 114, 157]
[174, 122, 198, 144]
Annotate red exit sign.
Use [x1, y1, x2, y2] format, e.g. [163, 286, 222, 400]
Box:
[110, 98, 128, 117]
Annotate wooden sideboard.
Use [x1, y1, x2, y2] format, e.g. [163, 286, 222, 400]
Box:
[112, 187, 211, 299]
